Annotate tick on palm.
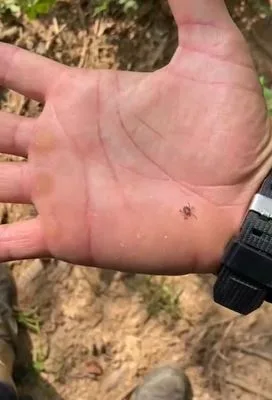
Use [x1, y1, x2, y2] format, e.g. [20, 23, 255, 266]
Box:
[179, 204, 197, 220]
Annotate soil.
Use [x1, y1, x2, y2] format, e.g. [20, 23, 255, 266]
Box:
[1, 1, 272, 399]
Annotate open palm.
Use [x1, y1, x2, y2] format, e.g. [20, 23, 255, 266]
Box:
[0, 0, 271, 274]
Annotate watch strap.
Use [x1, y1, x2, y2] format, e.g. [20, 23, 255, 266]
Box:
[214, 171, 272, 314]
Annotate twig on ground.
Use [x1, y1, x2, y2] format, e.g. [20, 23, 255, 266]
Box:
[244, 333, 272, 346]
[146, 36, 168, 69]
[223, 375, 272, 400]
[120, 387, 137, 400]
[68, 373, 97, 380]
[77, 2, 87, 30]
[45, 18, 67, 53]
[232, 346, 272, 363]
[16, 98, 30, 116]
[0, 26, 19, 41]
[78, 36, 91, 68]
[191, 315, 240, 347]
[209, 320, 235, 368]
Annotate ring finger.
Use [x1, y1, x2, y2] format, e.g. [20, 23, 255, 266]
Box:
[0, 162, 31, 204]
[0, 111, 34, 157]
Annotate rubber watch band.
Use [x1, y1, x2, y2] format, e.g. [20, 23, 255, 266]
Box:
[213, 171, 272, 315]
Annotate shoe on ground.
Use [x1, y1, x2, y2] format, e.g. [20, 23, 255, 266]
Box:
[130, 365, 193, 400]
[0, 265, 18, 393]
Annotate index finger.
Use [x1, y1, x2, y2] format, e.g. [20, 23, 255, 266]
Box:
[0, 42, 68, 102]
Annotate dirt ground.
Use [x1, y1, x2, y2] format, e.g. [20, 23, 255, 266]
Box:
[1, 1, 272, 399]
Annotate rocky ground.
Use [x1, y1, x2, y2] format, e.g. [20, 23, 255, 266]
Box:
[1, 1, 272, 399]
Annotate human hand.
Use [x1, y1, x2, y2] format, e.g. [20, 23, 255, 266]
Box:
[0, 0, 271, 274]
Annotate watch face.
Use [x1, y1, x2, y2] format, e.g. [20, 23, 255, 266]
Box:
[249, 193, 272, 219]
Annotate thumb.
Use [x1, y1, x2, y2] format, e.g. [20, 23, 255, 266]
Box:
[168, 0, 250, 66]
[168, 0, 235, 29]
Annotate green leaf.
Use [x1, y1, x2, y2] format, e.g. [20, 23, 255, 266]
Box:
[0, 0, 56, 18]
[23, 0, 56, 18]
[260, 76, 272, 116]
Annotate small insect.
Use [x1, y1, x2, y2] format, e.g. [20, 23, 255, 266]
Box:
[179, 203, 197, 220]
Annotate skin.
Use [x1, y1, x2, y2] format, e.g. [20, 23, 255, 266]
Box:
[0, 0, 271, 274]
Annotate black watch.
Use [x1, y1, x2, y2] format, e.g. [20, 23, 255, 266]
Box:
[213, 171, 272, 315]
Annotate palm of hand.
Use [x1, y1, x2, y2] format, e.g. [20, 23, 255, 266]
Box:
[1, 2, 271, 273]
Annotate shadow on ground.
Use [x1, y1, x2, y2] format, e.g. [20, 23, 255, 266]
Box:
[14, 327, 64, 400]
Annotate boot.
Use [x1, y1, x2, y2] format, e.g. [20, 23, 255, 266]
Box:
[130, 366, 193, 400]
[0, 265, 18, 397]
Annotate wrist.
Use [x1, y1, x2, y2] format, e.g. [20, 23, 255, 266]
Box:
[212, 122, 272, 273]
